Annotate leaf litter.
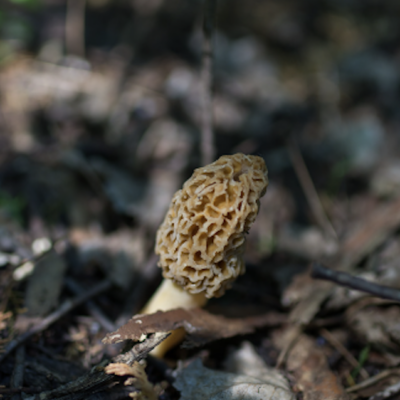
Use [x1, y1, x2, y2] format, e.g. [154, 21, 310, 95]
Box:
[174, 344, 294, 400]
[103, 308, 286, 348]
[2, 1, 400, 400]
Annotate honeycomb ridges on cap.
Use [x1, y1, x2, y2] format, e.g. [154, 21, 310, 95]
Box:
[155, 153, 268, 298]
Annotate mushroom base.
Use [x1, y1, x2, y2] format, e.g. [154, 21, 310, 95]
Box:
[141, 279, 208, 357]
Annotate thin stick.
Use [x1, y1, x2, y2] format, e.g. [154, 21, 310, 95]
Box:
[65, 278, 116, 332]
[66, 0, 86, 57]
[311, 263, 400, 302]
[346, 368, 400, 393]
[0, 280, 112, 364]
[286, 138, 337, 239]
[320, 328, 369, 380]
[201, 0, 217, 166]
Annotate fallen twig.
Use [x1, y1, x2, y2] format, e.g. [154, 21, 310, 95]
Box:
[0, 279, 112, 364]
[311, 263, 400, 302]
[346, 368, 400, 393]
[278, 194, 400, 366]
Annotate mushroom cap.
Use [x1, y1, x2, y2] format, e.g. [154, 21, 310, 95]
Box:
[155, 153, 268, 298]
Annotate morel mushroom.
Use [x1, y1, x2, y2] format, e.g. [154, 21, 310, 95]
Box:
[142, 153, 268, 356]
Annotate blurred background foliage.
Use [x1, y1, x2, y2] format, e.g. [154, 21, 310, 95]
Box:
[1, 0, 400, 239]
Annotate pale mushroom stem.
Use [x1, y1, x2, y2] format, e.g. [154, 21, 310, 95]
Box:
[141, 279, 208, 357]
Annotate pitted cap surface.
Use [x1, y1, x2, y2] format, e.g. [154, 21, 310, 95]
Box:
[155, 153, 268, 298]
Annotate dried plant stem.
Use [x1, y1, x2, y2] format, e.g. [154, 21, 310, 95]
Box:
[320, 328, 369, 380]
[201, 0, 217, 166]
[346, 368, 400, 393]
[286, 139, 337, 240]
[66, 0, 86, 57]
[0, 280, 111, 364]
[311, 263, 400, 302]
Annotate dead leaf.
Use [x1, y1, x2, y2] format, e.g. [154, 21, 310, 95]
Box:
[174, 358, 294, 400]
[346, 300, 400, 365]
[103, 308, 285, 348]
[224, 341, 292, 389]
[284, 194, 400, 322]
[275, 333, 349, 400]
[278, 195, 400, 366]
[106, 361, 164, 400]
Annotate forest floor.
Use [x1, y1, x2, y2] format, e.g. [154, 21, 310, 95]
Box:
[2, 1, 400, 399]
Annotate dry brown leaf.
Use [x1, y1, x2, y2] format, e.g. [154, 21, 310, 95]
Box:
[276, 334, 349, 400]
[103, 308, 285, 348]
[347, 300, 400, 365]
[106, 362, 135, 376]
[278, 195, 400, 366]
[224, 342, 292, 388]
[174, 358, 294, 400]
[106, 361, 163, 400]
[284, 194, 400, 320]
